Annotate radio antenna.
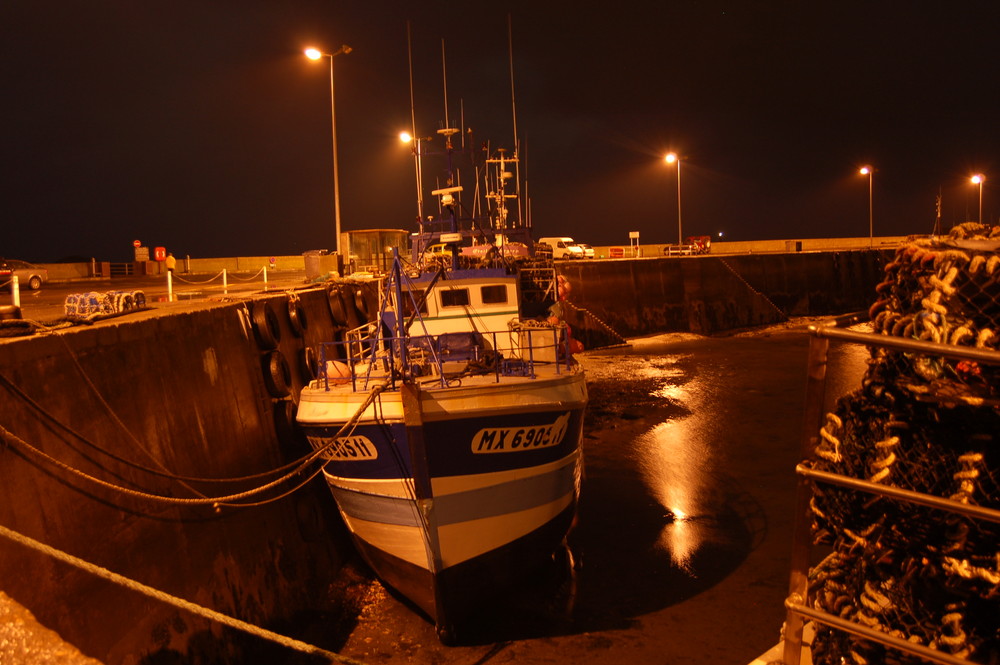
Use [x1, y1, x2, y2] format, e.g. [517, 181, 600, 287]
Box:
[441, 38, 449, 136]
[407, 21, 417, 140]
[508, 14, 518, 155]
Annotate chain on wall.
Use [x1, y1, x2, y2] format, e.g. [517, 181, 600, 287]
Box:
[806, 222, 1000, 665]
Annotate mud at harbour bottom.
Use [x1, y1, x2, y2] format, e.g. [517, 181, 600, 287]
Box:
[312, 320, 870, 665]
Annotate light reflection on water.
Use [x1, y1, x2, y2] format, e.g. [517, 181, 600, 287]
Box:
[579, 325, 872, 582]
[638, 377, 713, 574]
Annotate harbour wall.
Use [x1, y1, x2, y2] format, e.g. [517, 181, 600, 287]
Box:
[0, 284, 376, 664]
[0, 249, 890, 662]
[557, 249, 889, 339]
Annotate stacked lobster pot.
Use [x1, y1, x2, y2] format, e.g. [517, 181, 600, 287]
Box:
[806, 222, 1000, 664]
[64, 290, 147, 319]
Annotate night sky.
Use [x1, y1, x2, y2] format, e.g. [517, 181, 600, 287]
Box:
[4, 1, 999, 262]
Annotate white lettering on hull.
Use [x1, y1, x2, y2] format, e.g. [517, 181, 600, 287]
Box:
[471, 413, 570, 454]
[308, 435, 379, 460]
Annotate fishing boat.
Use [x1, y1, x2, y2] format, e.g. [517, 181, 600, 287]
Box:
[297, 116, 587, 640]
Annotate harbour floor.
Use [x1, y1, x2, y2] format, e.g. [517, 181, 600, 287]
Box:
[308, 324, 865, 664]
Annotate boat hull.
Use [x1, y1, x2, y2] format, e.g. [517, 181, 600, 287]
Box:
[298, 368, 587, 636]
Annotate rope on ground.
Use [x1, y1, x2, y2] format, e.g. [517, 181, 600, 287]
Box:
[0, 522, 366, 665]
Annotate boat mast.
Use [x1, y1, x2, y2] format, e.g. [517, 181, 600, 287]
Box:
[507, 14, 527, 232]
[406, 21, 424, 225]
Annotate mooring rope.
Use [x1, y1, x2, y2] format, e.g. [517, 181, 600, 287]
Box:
[0, 523, 366, 665]
[716, 257, 789, 319]
[0, 384, 386, 509]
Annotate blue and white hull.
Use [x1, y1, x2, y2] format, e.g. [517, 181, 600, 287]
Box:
[297, 364, 587, 638]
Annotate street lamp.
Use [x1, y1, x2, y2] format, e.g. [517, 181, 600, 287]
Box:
[665, 152, 682, 245]
[859, 166, 874, 246]
[971, 173, 985, 223]
[399, 131, 426, 224]
[305, 44, 352, 255]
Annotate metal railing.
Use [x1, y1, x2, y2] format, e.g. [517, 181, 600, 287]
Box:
[314, 322, 573, 392]
[783, 325, 1000, 665]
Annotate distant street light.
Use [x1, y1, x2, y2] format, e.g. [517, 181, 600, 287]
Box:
[859, 166, 874, 246]
[665, 153, 682, 245]
[305, 44, 352, 255]
[971, 173, 985, 223]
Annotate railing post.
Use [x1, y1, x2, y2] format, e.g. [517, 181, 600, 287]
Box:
[783, 331, 830, 665]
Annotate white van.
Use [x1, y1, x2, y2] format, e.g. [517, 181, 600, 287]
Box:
[538, 237, 585, 260]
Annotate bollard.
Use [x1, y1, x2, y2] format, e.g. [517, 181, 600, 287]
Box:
[167, 270, 173, 302]
[11, 276, 20, 309]
[263, 265, 268, 290]
[223, 268, 228, 294]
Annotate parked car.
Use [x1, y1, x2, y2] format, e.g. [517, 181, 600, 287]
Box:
[537, 237, 585, 259]
[0, 258, 49, 290]
[423, 243, 455, 260]
[573, 243, 595, 259]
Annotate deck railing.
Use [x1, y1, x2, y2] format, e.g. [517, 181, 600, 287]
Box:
[315, 322, 574, 392]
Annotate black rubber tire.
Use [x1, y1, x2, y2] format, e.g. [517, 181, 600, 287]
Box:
[262, 350, 291, 398]
[343, 289, 362, 330]
[272, 398, 299, 445]
[353, 287, 369, 318]
[328, 286, 347, 326]
[28, 276, 42, 290]
[300, 346, 317, 380]
[287, 298, 307, 337]
[252, 302, 281, 350]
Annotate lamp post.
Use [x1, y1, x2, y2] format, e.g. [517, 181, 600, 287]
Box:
[859, 166, 874, 246]
[665, 152, 682, 245]
[971, 173, 985, 223]
[399, 132, 426, 224]
[305, 45, 352, 255]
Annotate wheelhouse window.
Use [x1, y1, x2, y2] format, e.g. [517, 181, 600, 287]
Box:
[440, 288, 470, 308]
[480, 285, 508, 304]
[401, 289, 427, 316]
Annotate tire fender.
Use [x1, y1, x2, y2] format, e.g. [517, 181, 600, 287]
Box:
[262, 350, 291, 398]
[252, 302, 281, 350]
[287, 297, 307, 337]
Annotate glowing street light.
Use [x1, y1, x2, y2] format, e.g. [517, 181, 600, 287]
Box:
[664, 152, 682, 245]
[859, 166, 874, 246]
[971, 173, 985, 223]
[305, 44, 352, 255]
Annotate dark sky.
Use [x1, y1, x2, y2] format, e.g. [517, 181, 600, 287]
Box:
[3, 1, 999, 262]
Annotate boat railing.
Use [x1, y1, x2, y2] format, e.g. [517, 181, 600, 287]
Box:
[313, 321, 575, 392]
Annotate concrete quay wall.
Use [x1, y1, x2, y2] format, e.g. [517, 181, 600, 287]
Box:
[0, 284, 375, 663]
[557, 249, 889, 338]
